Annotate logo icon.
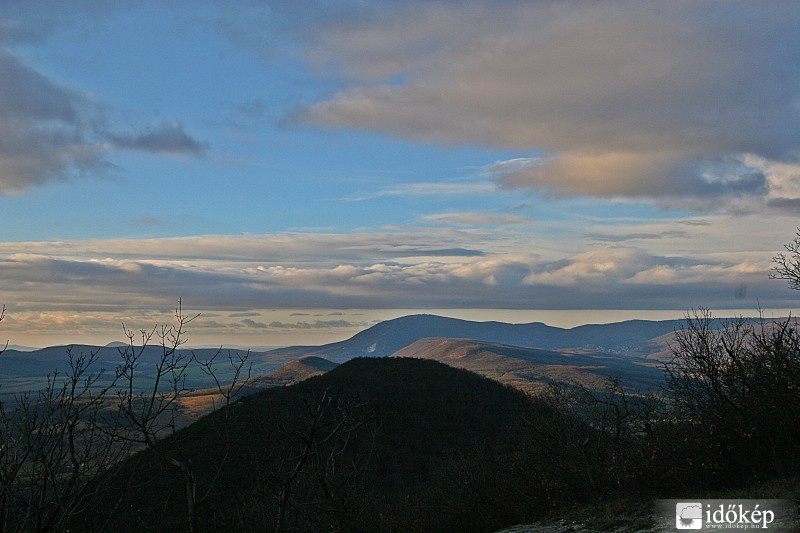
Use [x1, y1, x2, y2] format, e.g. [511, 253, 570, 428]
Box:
[676, 502, 703, 529]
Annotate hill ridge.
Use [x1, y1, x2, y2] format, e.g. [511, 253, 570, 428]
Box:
[392, 337, 665, 393]
[91, 357, 535, 532]
[257, 313, 690, 364]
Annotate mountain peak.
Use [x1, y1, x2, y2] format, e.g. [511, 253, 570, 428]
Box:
[259, 314, 684, 364]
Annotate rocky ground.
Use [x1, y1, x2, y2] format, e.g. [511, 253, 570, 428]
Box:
[496, 519, 663, 533]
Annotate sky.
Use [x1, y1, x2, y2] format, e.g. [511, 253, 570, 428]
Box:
[1, 0, 799, 347]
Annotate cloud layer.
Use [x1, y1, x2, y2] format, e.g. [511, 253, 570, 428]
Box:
[0, 228, 788, 317]
[300, 1, 800, 208]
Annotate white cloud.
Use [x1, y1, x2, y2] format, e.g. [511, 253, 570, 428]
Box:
[628, 261, 764, 286]
[524, 248, 656, 287]
[298, 1, 800, 210]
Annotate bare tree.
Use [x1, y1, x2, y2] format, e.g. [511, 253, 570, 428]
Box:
[196, 348, 252, 414]
[113, 300, 250, 533]
[0, 301, 252, 532]
[0, 344, 128, 532]
[0, 304, 7, 354]
[665, 309, 800, 478]
[771, 227, 800, 290]
[523, 384, 599, 495]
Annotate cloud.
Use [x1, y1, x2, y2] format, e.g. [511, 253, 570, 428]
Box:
[0, 232, 487, 264]
[0, 241, 785, 315]
[298, 1, 800, 209]
[585, 231, 689, 243]
[240, 318, 267, 328]
[0, 49, 206, 193]
[491, 156, 769, 206]
[106, 120, 207, 157]
[423, 212, 530, 226]
[341, 180, 496, 201]
[0, 6, 208, 193]
[523, 248, 657, 287]
[767, 198, 800, 213]
[0, 50, 108, 194]
[0, 218, 794, 332]
[267, 320, 365, 330]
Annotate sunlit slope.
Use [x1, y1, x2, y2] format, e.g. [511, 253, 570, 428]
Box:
[392, 337, 664, 393]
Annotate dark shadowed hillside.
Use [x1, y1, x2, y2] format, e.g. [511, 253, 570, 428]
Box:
[81, 357, 548, 532]
[392, 338, 664, 393]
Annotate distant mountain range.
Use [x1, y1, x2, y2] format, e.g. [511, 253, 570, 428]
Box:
[181, 325, 667, 416]
[2, 344, 40, 352]
[255, 313, 687, 364]
[230, 314, 684, 395]
[1, 313, 744, 399]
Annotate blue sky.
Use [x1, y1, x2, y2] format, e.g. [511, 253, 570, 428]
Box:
[1, 1, 799, 347]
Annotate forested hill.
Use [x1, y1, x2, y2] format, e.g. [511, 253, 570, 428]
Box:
[82, 357, 541, 532]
